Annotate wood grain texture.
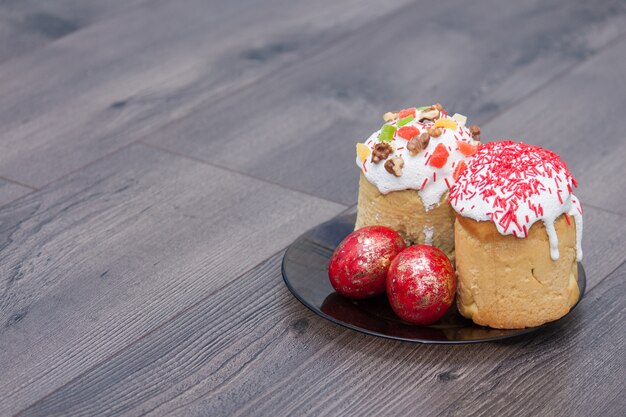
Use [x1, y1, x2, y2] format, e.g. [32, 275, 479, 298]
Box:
[8, 205, 624, 417]
[147, 0, 626, 205]
[169, 263, 624, 417]
[0, 0, 144, 64]
[0, 0, 624, 415]
[224, 261, 625, 417]
[0, 0, 414, 188]
[0, 144, 344, 415]
[484, 36, 626, 215]
[0, 178, 32, 207]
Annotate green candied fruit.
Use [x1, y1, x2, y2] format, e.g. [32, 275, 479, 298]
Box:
[397, 115, 414, 127]
[378, 124, 396, 142]
[416, 106, 429, 111]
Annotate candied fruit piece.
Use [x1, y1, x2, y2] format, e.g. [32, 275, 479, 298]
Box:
[453, 160, 467, 180]
[383, 111, 398, 122]
[429, 143, 449, 168]
[433, 118, 458, 130]
[457, 140, 479, 156]
[398, 107, 417, 119]
[397, 125, 420, 140]
[397, 115, 415, 127]
[356, 143, 371, 162]
[378, 124, 396, 142]
[451, 113, 467, 126]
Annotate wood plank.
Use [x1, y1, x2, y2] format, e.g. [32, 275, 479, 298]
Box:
[483, 36, 626, 215]
[0, 0, 414, 188]
[0, 0, 146, 64]
[0, 178, 31, 207]
[434, 262, 626, 417]
[8, 205, 624, 416]
[0, 15, 44, 65]
[0, 143, 345, 415]
[146, 0, 626, 205]
[228, 262, 625, 417]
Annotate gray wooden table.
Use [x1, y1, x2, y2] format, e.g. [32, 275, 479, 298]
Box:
[1, 1, 625, 416]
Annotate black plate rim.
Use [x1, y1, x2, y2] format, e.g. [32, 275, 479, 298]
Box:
[281, 214, 586, 345]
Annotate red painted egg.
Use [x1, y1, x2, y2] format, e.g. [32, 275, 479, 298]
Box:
[328, 226, 405, 299]
[387, 245, 456, 325]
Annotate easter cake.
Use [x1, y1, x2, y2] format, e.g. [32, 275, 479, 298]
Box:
[354, 104, 481, 262]
[449, 141, 583, 329]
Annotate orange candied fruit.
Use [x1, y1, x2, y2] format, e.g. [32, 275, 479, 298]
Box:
[398, 107, 417, 119]
[433, 118, 457, 130]
[453, 160, 467, 180]
[457, 140, 479, 156]
[397, 125, 420, 140]
[356, 143, 371, 162]
[429, 143, 449, 168]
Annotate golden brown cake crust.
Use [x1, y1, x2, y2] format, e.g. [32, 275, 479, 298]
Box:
[455, 213, 579, 329]
[355, 172, 455, 262]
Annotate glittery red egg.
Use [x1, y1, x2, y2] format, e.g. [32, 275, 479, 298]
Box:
[328, 226, 405, 299]
[387, 245, 456, 325]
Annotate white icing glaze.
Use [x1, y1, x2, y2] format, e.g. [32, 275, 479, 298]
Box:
[423, 226, 434, 246]
[449, 141, 583, 261]
[356, 108, 478, 211]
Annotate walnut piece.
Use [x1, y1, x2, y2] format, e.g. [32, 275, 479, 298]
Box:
[407, 132, 430, 156]
[469, 125, 481, 142]
[383, 111, 399, 122]
[384, 156, 404, 177]
[419, 103, 442, 122]
[427, 127, 442, 137]
[371, 142, 393, 163]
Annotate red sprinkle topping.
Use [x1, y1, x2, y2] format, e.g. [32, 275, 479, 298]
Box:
[449, 141, 578, 231]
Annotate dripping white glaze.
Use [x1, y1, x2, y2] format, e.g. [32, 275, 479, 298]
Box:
[449, 141, 583, 261]
[544, 219, 560, 261]
[423, 226, 434, 246]
[356, 108, 478, 211]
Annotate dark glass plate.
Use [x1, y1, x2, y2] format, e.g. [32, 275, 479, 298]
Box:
[282, 213, 586, 344]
